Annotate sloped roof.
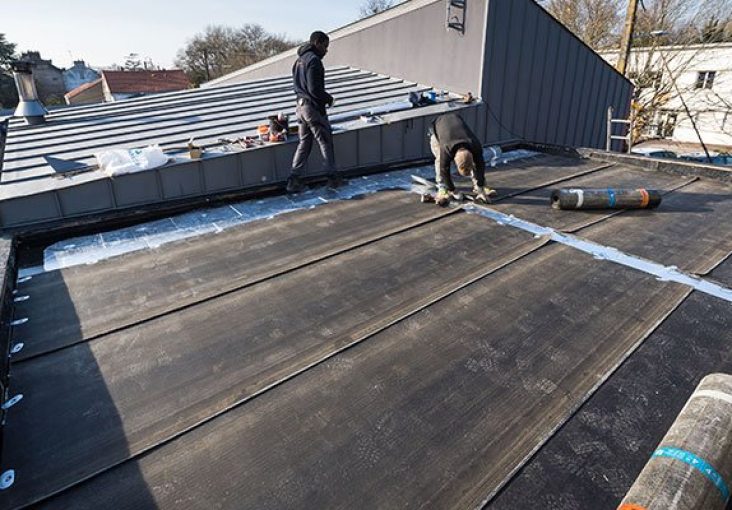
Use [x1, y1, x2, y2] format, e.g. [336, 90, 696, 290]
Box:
[0, 66, 451, 229]
[101, 69, 190, 94]
[64, 78, 103, 100]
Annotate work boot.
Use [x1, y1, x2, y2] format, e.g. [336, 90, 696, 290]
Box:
[326, 173, 345, 189]
[286, 175, 305, 194]
[436, 188, 451, 207]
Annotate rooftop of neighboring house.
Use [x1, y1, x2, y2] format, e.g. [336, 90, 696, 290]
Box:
[101, 69, 190, 95]
[63, 77, 103, 100]
[600, 41, 732, 55]
[17, 51, 63, 72]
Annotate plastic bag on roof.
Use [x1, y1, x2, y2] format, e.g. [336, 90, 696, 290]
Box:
[95, 145, 169, 177]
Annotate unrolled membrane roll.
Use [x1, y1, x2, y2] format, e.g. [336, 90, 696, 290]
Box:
[551, 188, 662, 210]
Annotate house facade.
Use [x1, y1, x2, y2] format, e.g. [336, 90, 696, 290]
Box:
[18, 51, 66, 105]
[601, 43, 732, 148]
[63, 60, 100, 92]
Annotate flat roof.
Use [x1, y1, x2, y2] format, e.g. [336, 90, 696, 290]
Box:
[1, 150, 731, 508]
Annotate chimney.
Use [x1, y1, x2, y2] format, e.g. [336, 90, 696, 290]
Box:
[11, 61, 47, 125]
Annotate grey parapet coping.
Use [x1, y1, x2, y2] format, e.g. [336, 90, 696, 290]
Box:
[0, 101, 478, 230]
[579, 149, 732, 183]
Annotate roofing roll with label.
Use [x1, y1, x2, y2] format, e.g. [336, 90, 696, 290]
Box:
[551, 188, 662, 210]
[618, 374, 732, 510]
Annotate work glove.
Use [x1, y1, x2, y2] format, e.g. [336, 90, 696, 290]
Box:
[474, 186, 497, 204]
[436, 188, 451, 207]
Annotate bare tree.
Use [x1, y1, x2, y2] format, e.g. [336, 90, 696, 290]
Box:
[124, 53, 143, 71]
[543, 0, 624, 49]
[617, 0, 732, 144]
[633, 0, 732, 45]
[175, 24, 294, 86]
[0, 33, 18, 108]
[360, 0, 397, 18]
[543, 0, 731, 144]
[542, 0, 732, 49]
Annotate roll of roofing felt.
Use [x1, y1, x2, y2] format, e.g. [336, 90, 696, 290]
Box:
[618, 374, 732, 510]
[551, 188, 662, 210]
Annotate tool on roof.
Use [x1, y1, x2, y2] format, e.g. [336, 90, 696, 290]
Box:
[412, 175, 496, 206]
[618, 373, 732, 510]
[551, 188, 661, 210]
[408, 91, 438, 107]
[187, 138, 203, 159]
[268, 113, 289, 142]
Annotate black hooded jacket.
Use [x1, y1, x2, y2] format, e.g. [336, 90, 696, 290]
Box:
[293, 43, 333, 114]
[431, 113, 486, 187]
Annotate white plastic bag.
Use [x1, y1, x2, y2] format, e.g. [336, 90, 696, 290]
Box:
[95, 145, 168, 177]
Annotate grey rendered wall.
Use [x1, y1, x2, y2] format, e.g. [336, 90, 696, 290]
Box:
[211, 0, 489, 98]
[324, 0, 488, 96]
[481, 0, 634, 149]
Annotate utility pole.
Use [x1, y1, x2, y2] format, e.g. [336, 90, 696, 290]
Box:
[617, 0, 640, 76]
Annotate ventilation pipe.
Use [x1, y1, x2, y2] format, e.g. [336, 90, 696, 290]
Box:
[11, 61, 47, 125]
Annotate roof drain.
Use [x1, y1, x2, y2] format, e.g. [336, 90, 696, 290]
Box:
[11, 61, 47, 126]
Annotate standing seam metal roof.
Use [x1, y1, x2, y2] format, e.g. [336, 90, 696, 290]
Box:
[2, 67, 426, 185]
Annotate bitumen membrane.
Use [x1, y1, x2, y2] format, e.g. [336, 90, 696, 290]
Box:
[1, 153, 730, 509]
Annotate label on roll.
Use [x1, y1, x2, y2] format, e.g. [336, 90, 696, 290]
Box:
[569, 189, 584, 208]
[639, 189, 650, 208]
[652, 446, 730, 503]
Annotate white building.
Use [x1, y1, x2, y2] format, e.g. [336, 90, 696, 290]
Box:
[601, 42, 732, 148]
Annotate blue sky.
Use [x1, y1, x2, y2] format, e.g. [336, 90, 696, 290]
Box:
[2, 0, 372, 69]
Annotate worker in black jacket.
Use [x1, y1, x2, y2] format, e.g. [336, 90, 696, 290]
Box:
[429, 113, 496, 206]
[287, 31, 341, 193]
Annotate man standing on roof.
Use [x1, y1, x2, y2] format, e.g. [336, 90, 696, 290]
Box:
[429, 113, 496, 206]
[287, 31, 341, 194]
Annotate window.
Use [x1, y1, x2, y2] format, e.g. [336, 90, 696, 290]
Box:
[696, 71, 716, 89]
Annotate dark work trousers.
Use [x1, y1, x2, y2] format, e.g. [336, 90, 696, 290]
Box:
[291, 100, 336, 177]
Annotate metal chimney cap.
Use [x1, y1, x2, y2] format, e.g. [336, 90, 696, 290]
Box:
[14, 102, 47, 123]
[11, 60, 48, 125]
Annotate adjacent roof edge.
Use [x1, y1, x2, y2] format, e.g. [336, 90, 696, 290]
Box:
[578, 148, 732, 183]
[64, 78, 103, 100]
[599, 41, 732, 55]
[101, 69, 190, 94]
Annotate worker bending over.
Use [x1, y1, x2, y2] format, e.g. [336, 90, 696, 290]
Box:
[429, 113, 496, 206]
